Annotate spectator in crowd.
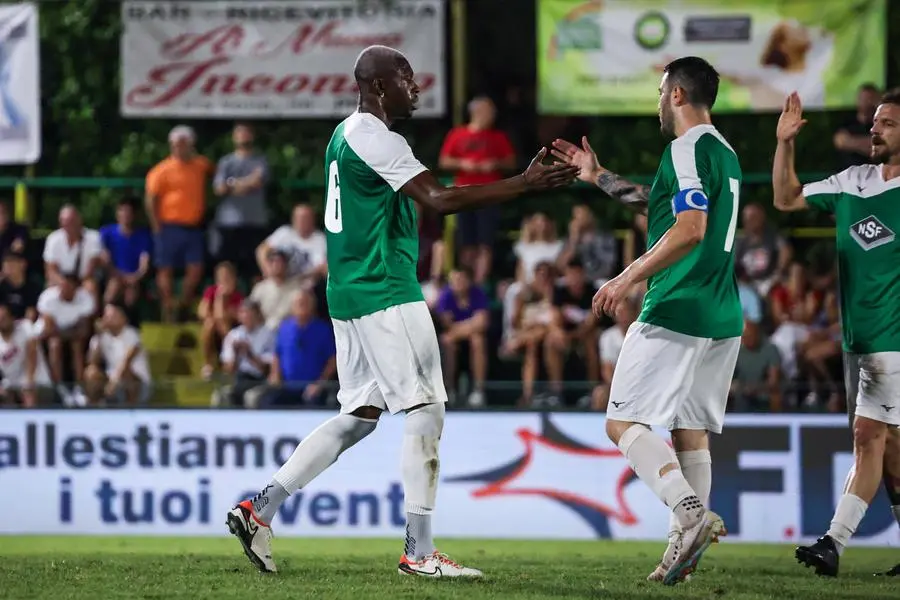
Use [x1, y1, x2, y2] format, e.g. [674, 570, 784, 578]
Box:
[593, 296, 639, 411]
[99, 197, 152, 314]
[797, 290, 843, 410]
[0, 250, 39, 321]
[0, 202, 28, 258]
[213, 123, 271, 275]
[250, 248, 302, 331]
[769, 261, 821, 327]
[736, 263, 763, 325]
[264, 290, 336, 407]
[198, 262, 243, 380]
[502, 261, 555, 407]
[833, 83, 880, 169]
[36, 272, 95, 406]
[218, 299, 274, 407]
[43, 205, 103, 299]
[622, 212, 648, 267]
[732, 320, 783, 412]
[543, 258, 599, 405]
[145, 125, 213, 322]
[84, 302, 151, 405]
[734, 203, 792, 297]
[0, 303, 51, 407]
[558, 204, 618, 287]
[436, 267, 489, 407]
[256, 204, 327, 288]
[417, 203, 445, 309]
[439, 96, 515, 284]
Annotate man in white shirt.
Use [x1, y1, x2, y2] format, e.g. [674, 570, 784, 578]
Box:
[42, 205, 103, 300]
[255, 204, 327, 286]
[250, 249, 302, 330]
[0, 303, 51, 407]
[592, 296, 639, 411]
[85, 302, 151, 405]
[218, 299, 274, 407]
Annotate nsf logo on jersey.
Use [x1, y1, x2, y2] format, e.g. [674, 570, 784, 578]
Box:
[850, 216, 895, 251]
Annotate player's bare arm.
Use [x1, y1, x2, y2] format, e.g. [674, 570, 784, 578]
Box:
[773, 92, 809, 212]
[551, 136, 649, 214]
[402, 148, 579, 215]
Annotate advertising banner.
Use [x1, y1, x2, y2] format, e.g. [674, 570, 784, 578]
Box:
[0, 2, 40, 164]
[537, 0, 886, 114]
[120, 0, 445, 117]
[0, 411, 897, 546]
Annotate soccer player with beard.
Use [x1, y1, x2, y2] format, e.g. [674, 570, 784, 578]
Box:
[225, 45, 579, 577]
[552, 56, 741, 585]
[775, 90, 900, 578]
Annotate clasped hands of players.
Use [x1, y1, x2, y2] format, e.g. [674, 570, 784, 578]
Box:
[521, 147, 581, 190]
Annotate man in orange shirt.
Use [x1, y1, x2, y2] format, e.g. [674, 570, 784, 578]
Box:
[145, 126, 213, 321]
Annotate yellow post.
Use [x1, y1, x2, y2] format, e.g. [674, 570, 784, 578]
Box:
[443, 0, 468, 273]
[15, 165, 34, 224]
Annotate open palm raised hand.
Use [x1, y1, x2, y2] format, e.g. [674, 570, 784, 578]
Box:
[550, 136, 603, 184]
[776, 92, 808, 142]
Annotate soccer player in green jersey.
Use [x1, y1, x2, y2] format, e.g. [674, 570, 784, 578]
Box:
[553, 57, 741, 585]
[775, 90, 900, 578]
[225, 45, 578, 577]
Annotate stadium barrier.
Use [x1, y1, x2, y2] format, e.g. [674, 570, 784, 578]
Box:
[1, 410, 897, 547]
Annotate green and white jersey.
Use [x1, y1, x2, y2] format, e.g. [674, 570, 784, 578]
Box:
[640, 124, 744, 339]
[803, 165, 900, 354]
[323, 112, 429, 320]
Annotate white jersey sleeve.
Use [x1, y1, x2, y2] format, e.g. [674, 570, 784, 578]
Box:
[343, 113, 428, 191]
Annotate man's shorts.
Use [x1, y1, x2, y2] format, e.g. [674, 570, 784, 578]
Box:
[607, 322, 741, 434]
[332, 301, 448, 415]
[155, 225, 204, 268]
[843, 352, 900, 427]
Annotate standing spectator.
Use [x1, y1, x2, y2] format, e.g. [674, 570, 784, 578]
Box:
[0, 251, 39, 321]
[264, 290, 336, 407]
[218, 300, 274, 407]
[0, 202, 28, 257]
[594, 297, 639, 411]
[833, 83, 880, 169]
[99, 197, 152, 314]
[213, 123, 271, 275]
[557, 204, 618, 287]
[198, 262, 243, 380]
[36, 273, 95, 406]
[256, 204, 327, 288]
[732, 320, 783, 412]
[84, 303, 151, 405]
[439, 96, 515, 284]
[0, 303, 51, 407]
[43, 205, 103, 298]
[543, 258, 599, 405]
[250, 249, 303, 331]
[734, 203, 792, 297]
[436, 268, 489, 407]
[145, 125, 213, 322]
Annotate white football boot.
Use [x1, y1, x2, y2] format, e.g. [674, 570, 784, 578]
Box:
[226, 500, 277, 573]
[662, 510, 726, 585]
[398, 551, 483, 578]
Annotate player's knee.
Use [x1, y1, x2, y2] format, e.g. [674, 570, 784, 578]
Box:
[607, 419, 642, 447]
[853, 416, 887, 450]
[405, 401, 445, 439]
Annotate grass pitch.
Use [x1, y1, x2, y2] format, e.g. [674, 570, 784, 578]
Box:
[0, 536, 897, 599]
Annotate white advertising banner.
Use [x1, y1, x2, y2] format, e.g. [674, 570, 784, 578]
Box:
[0, 2, 40, 164]
[120, 0, 446, 118]
[0, 410, 897, 546]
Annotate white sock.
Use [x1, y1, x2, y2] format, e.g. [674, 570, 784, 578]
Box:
[402, 403, 445, 559]
[826, 493, 868, 554]
[668, 449, 712, 542]
[618, 425, 702, 529]
[272, 414, 377, 493]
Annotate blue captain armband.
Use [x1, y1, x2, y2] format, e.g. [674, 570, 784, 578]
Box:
[671, 188, 709, 215]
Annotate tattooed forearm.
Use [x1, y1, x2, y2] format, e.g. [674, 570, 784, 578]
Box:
[596, 171, 649, 214]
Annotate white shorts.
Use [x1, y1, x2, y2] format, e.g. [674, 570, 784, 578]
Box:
[607, 322, 741, 434]
[844, 352, 900, 427]
[332, 301, 447, 415]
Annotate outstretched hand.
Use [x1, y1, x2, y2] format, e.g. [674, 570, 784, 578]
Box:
[522, 148, 580, 190]
[551, 136, 603, 184]
[777, 92, 808, 142]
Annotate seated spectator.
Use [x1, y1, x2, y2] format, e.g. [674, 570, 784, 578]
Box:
[797, 290, 843, 411]
[0, 303, 52, 407]
[43, 205, 103, 301]
[417, 203, 445, 309]
[84, 303, 151, 405]
[263, 290, 336, 407]
[198, 262, 243, 380]
[833, 83, 879, 169]
[736, 263, 763, 324]
[544, 258, 599, 405]
[100, 197, 152, 315]
[218, 300, 274, 407]
[502, 261, 555, 407]
[436, 267, 489, 407]
[593, 297, 639, 411]
[734, 203, 791, 297]
[0, 250, 39, 321]
[35, 272, 95, 406]
[732, 320, 783, 412]
[256, 204, 327, 288]
[250, 249, 302, 331]
[0, 202, 28, 258]
[770, 262, 821, 327]
[558, 204, 618, 287]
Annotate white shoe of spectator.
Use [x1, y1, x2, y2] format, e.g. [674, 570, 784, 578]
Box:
[467, 389, 485, 408]
[71, 385, 88, 407]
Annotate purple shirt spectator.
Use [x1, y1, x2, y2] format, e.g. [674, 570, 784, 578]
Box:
[437, 284, 489, 322]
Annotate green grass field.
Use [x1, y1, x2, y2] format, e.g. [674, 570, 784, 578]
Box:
[0, 537, 897, 600]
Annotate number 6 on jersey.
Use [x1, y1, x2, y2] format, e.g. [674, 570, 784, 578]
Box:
[325, 160, 343, 233]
